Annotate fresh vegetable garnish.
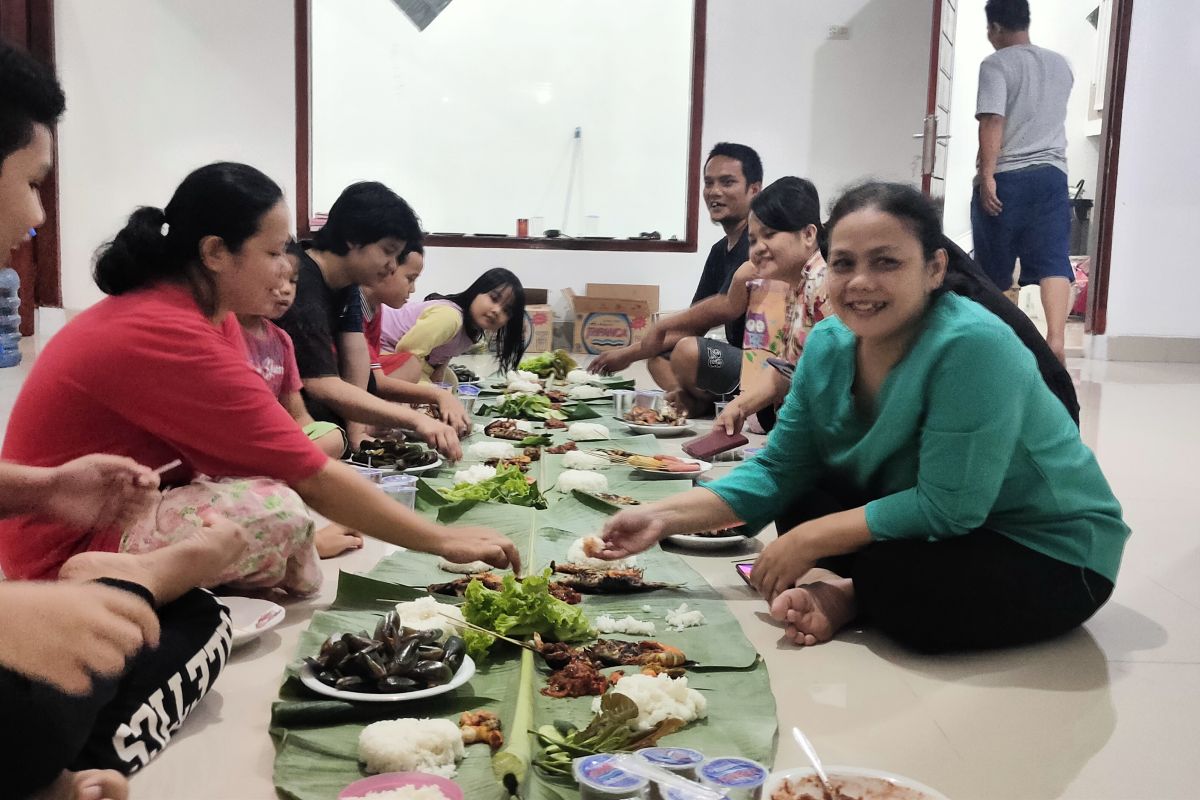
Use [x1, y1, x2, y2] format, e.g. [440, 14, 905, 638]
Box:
[518, 349, 578, 380]
[437, 464, 547, 508]
[486, 393, 566, 421]
[531, 692, 686, 777]
[461, 569, 595, 661]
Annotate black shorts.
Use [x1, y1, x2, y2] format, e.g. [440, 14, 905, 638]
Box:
[693, 337, 742, 397]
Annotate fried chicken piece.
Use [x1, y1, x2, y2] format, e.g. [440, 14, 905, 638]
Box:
[459, 710, 504, 750]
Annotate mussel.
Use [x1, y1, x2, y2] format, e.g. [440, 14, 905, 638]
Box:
[410, 660, 453, 686]
[443, 636, 466, 673]
[377, 675, 419, 693]
[334, 675, 367, 691]
[417, 645, 446, 662]
[388, 637, 421, 676]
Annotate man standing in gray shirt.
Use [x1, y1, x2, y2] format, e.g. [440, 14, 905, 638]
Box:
[971, 0, 1075, 364]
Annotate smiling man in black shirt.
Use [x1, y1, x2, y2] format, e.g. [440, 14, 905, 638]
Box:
[590, 143, 761, 413]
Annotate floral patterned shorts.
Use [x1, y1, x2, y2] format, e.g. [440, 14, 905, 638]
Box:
[120, 476, 321, 597]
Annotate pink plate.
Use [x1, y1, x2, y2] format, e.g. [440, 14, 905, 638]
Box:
[339, 772, 464, 800]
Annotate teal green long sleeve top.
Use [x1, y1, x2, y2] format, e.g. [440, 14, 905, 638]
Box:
[706, 292, 1129, 583]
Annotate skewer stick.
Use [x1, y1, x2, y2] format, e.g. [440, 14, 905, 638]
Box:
[435, 612, 540, 653]
[153, 458, 182, 475]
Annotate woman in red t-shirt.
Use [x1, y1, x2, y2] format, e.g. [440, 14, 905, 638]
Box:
[0, 163, 521, 594]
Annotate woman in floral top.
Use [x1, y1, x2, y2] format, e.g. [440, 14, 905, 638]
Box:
[716, 177, 829, 435]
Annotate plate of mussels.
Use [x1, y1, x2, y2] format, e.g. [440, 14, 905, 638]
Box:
[300, 615, 474, 703]
[348, 440, 442, 473]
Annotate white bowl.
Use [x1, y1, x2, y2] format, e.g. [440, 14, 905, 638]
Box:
[764, 765, 951, 800]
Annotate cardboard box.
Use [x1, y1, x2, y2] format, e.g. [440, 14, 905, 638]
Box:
[562, 283, 660, 354]
[521, 289, 553, 353]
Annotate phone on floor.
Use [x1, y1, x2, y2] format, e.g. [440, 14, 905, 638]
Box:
[766, 357, 796, 379]
[735, 562, 755, 585]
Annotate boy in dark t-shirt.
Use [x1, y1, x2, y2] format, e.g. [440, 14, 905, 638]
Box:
[590, 143, 761, 414]
[276, 182, 463, 460]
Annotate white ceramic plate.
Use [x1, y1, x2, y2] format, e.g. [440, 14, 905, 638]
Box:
[616, 418, 695, 437]
[402, 456, 443, 474]
[217, 596, 285, 648]
[667, 530, 747, 550]
[763, 766, 950, 800]
[299, 655, 476, 703]
[632, 457, 712, 478]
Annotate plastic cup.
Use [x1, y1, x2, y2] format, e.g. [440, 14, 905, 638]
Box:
[611, 389, 635, 417]
[379, 474, 418, 510]
[456, 384, 481, 414]
[634, 389, 665, 411]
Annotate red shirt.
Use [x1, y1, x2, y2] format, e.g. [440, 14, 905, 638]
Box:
[0, 284, 329, 580]
[241, 319, 303, 399]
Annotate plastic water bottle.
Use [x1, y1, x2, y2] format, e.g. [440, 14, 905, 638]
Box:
[0, 266, 22, 368]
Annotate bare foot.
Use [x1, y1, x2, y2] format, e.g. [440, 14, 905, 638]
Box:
[61, 515, 250, 605]
[769, 579, 857, 647]
[315, 523, 363, 559]
[666, 389, 711, 419]
[34, 769, 128, 800]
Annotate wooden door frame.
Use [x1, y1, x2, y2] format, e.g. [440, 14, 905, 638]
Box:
[0, 0, 61, 335]
[1085, 0, 1135, 335]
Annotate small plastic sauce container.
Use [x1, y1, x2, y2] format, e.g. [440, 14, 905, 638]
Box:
[635, 747, 707, 800]
[664, 787, 728, 800]
[347, 464, 386, 483]
[574, 753, 650, 799]
[698, 757, 768, 800]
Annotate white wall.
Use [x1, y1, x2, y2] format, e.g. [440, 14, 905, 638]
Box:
[54, 0, 296, 310]
[51, 0, 925, 314]
[942, 0, 1103, 246]
[1103, 1, 1200, 340]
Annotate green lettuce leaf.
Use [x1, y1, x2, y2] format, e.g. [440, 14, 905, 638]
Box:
[462, 569, 595, 661]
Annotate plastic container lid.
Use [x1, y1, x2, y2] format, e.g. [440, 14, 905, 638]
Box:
[574, 754, 650, 794]
[636, 747, 705, 770]
[665, 787, 727, 800]
[699, 758, 768, 789]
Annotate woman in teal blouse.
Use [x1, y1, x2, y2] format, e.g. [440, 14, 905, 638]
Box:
[598, 183, 1128, 652]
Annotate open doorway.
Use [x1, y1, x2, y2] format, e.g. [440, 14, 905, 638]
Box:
[938, 0, 1130, 357]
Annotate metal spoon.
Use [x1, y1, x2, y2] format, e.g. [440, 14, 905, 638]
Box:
[792, 726, 837, 800]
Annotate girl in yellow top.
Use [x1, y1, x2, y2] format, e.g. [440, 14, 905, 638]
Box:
[378, 267, 526, 384]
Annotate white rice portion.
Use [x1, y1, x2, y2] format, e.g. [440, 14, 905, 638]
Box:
[565, 536, 636, 569]
[592, 673, 708, 732]
[594, 615, 657, 636]
[467, 441, 520, 461]
[393, 596, 465, 640]
[565, 369, 596, 385]
[452, 464, 496, 485]
[561, 450, 610, 471]
[506, 381, 541, 394]
[507, 369, 540, 383]
[567, 384, 606, 400]
[361, 787, 451, 800]
[665, 603, 706, 631]
[554, 469, 609, 494]
[436, 557, 493, 575]
[358, 718, 464, 777]
[567, 422, 611, 441]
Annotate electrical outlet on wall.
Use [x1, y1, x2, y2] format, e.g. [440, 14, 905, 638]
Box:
[827, 25, 850, 40]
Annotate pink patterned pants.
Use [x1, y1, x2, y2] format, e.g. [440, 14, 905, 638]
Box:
[120, 476, 321, 596]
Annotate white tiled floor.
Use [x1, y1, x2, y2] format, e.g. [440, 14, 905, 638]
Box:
[2, 341, 1198, 799]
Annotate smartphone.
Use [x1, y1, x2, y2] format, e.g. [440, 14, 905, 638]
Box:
[766, 357, 796, 380]
[735, 562, 755, 585]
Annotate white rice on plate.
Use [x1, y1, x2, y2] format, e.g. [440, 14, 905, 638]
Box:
[392, 597, 465, 640]
[565, 535, 636, 569]
[594, 615, 657, 636]
[466, 441, 520, 461]
[452, 464, 496, 485]
[566, 422, 610, 441]
[560, 450, 610, 470]
[665, 603, 706, 630]
[554, 469, 609, 494]
[358, 718, 464, 777]
[591, 673, 707, 731]
[566, 384, 606, 400]
[436, 557, 493, 575]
